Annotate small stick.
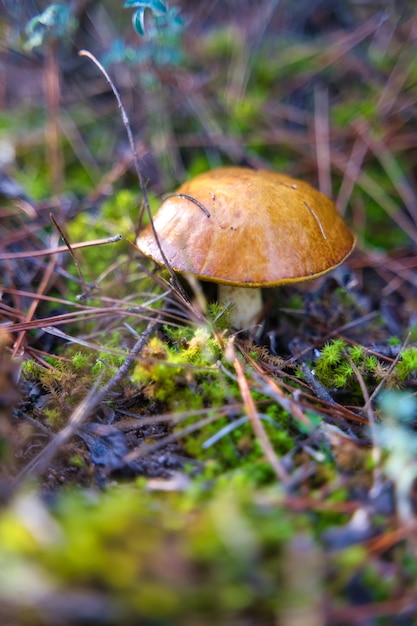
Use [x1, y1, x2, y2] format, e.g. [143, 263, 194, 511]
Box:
[0, 235, 122, 261]
[167, 193, 211, 218]
[78, 49, 190, 307]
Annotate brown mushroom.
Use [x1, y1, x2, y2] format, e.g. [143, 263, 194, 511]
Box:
[136, 167, 356, 328]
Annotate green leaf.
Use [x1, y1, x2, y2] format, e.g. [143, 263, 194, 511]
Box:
[132, 8, 146, 36]
[124, 0, 167, 13]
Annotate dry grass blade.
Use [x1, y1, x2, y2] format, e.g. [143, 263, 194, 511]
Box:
[353, 119, 417, 224]
[314, 85, 331, 198]
[12, 245, 59, 357]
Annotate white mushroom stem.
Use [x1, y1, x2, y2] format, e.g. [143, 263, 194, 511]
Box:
[218, 284, 263, 329]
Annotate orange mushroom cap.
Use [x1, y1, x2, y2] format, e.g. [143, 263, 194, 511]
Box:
[136, 167, 356, 287]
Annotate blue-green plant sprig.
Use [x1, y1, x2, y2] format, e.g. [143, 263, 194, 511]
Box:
[124, 0, 182, 38]
[377, 391, 417, 522]
[103, 1, 184, 76]
[24, 3, 76, 50]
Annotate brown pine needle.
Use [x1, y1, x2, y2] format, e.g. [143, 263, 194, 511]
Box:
[230, 340, 290, 485]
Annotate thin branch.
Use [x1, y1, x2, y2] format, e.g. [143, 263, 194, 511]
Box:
[0, 235, 122, 261]
[78, 49, 191, 308]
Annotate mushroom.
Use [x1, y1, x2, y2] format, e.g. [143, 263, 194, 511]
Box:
[136, 167, 356, 329]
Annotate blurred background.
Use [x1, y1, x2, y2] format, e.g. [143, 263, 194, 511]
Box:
[1, 1, 416, 246]
[2, 4, 417, 625]
[2, 0, 417, 345]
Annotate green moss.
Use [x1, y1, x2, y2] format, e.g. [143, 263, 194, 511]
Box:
[132, 328, 224, 408]
[228, 93, 265, 134]
[43, 355, 60, 368]
[71, 351, 90, 370]
[331, 544, 367, 577]
[313, 338, 417, 394]
[0, 481, 323, 623]
[355, 563, 396, 603]
[388, 336, 401, 347]
[409, 326, 417, 343]
[43, 407, 64, 428]
[21, 359, 43, 378]
[332, 97, 377, 128]
[286, 293, 304, 310]
[91, 358, 107, 377]
[199, 378, 230, 406]
[349, 345, 365, 364]
[314, 339, 387, 391]
[403, 550, 417, 580]
[206, 301, 233, 331]
[129, 323, 299, 479]
[61, 187, 157, 301]
[395, 347, 417, 383]
[364, 354, 379, 370]
[179, 402, 295, 479]
[198, 25, 242, 60]
[69, 455, 87, 469]
[21, 342, 132, 430]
